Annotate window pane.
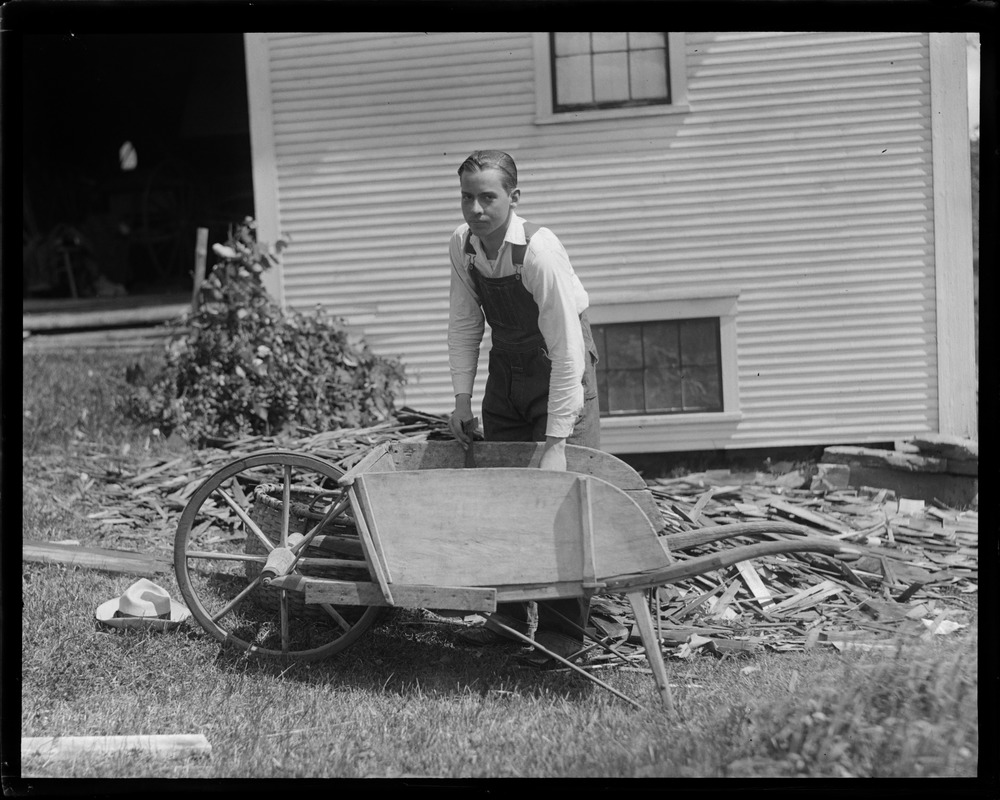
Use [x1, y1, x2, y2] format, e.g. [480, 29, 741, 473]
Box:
[630, 48, 668, 100]
[605, 324, 643, 368]
[553, 32, 591, 56]
[555, 54, 593, 105]
[628, 32, 666, 50]
[682, 366, 722, 410]
[593, 317, 723, 417]
[680, 320, 719, 366]
[644, 367, 683, 412]
[641, 322, 679, 368]
[607, 369, 644, 413]
[593, 52, 630, 103]
[592, 32, 627, 52]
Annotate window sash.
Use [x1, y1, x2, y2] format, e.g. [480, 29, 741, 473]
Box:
[593, 318, 724, 416]
[550, 32, 671, 113]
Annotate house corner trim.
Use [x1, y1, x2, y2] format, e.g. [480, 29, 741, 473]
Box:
[929, 33, 977, 438]
[244, 33, 285, 305]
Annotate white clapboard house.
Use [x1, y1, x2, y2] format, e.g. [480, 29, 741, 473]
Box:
[243, 31, 976, 454]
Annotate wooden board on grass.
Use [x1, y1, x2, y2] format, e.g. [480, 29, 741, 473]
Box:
[23, 541, 170, 576]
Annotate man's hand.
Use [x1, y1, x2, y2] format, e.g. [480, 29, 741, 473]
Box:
[450, 394, 476, 449]
[539, 436, 567, 471]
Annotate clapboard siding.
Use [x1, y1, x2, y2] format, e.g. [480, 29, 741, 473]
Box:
[256, 30, 944, 451]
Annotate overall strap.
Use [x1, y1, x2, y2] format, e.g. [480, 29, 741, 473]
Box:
[510, 221, 541, 269]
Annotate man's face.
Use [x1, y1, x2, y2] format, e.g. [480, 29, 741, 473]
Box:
[461, 168, 519, 244]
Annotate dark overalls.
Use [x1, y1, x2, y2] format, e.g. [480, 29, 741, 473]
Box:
[464, 224, 600, 649]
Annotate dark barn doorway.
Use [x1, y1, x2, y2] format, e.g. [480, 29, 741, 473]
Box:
[22, 34, 254, 303]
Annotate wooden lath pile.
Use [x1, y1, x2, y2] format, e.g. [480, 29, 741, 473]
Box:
[61, 411, 976, 656]
[52, 410, 454, 557]
[600, 467, 978, 658]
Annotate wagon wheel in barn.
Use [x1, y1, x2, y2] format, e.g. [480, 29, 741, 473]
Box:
[136, 158, 203, 284]
[174, 451, 384, 661]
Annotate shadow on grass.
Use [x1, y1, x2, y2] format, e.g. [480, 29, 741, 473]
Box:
[203, 608, 603, 706]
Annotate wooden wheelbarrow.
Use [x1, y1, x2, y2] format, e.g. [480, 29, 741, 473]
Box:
[174, 441, 858, 711]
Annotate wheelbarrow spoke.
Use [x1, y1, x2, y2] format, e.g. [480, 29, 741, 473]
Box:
[175, 450, 384, 662]
[213, 485, 274, 553]
[280, 591, 290, 655]
[211, 573, 266, 624]
[280, 465, 292, 546]
[184, 551, 267, 564]
[318, 602, 353, 633]
[280, 492, 353, 580]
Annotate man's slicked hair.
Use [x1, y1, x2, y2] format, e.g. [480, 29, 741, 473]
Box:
[457, 150, 518, 193]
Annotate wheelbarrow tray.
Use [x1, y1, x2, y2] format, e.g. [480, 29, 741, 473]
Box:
[294, 441, 851, 612]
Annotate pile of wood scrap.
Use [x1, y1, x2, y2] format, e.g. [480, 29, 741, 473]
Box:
[611, 466, 978, 660]
[31, 410, 976, 661]
[26, 409, 455, 562]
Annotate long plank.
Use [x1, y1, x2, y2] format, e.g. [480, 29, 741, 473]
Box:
[22, 735, 210, 760]
[23, 541, 170, 576]
[22, 303, 187, 331]
[303, 579, 496, 612]
[822, 445, 948, 473]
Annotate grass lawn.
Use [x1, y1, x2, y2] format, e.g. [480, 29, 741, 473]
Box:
[18, 350, 980, 779]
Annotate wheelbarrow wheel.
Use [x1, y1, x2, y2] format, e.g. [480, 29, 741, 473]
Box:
[174, 450, 384, 661]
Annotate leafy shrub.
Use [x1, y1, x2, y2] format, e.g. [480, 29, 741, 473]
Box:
[121, 219, 405, 444]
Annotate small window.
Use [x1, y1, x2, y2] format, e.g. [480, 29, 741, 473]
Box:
[592, 318, 723, 416]
[551, 32, 670, 113]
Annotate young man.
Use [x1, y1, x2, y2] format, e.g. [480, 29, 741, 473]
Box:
[447, 150, 600, 663]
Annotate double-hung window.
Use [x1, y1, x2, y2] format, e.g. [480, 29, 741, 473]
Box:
[534, 32, 688, 123]
[551, 33, 671, 112]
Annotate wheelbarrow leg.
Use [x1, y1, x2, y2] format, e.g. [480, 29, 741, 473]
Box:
[626, 590, 675, 714]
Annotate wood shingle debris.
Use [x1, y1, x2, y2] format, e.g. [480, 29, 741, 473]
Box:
[622, 462, 978, 660]
[40, 410, 976, 661]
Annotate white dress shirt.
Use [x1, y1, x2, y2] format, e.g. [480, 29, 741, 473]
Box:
[448, 213, 590, 439]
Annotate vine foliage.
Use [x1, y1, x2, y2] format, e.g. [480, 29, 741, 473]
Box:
[122, 219, 405, 443]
